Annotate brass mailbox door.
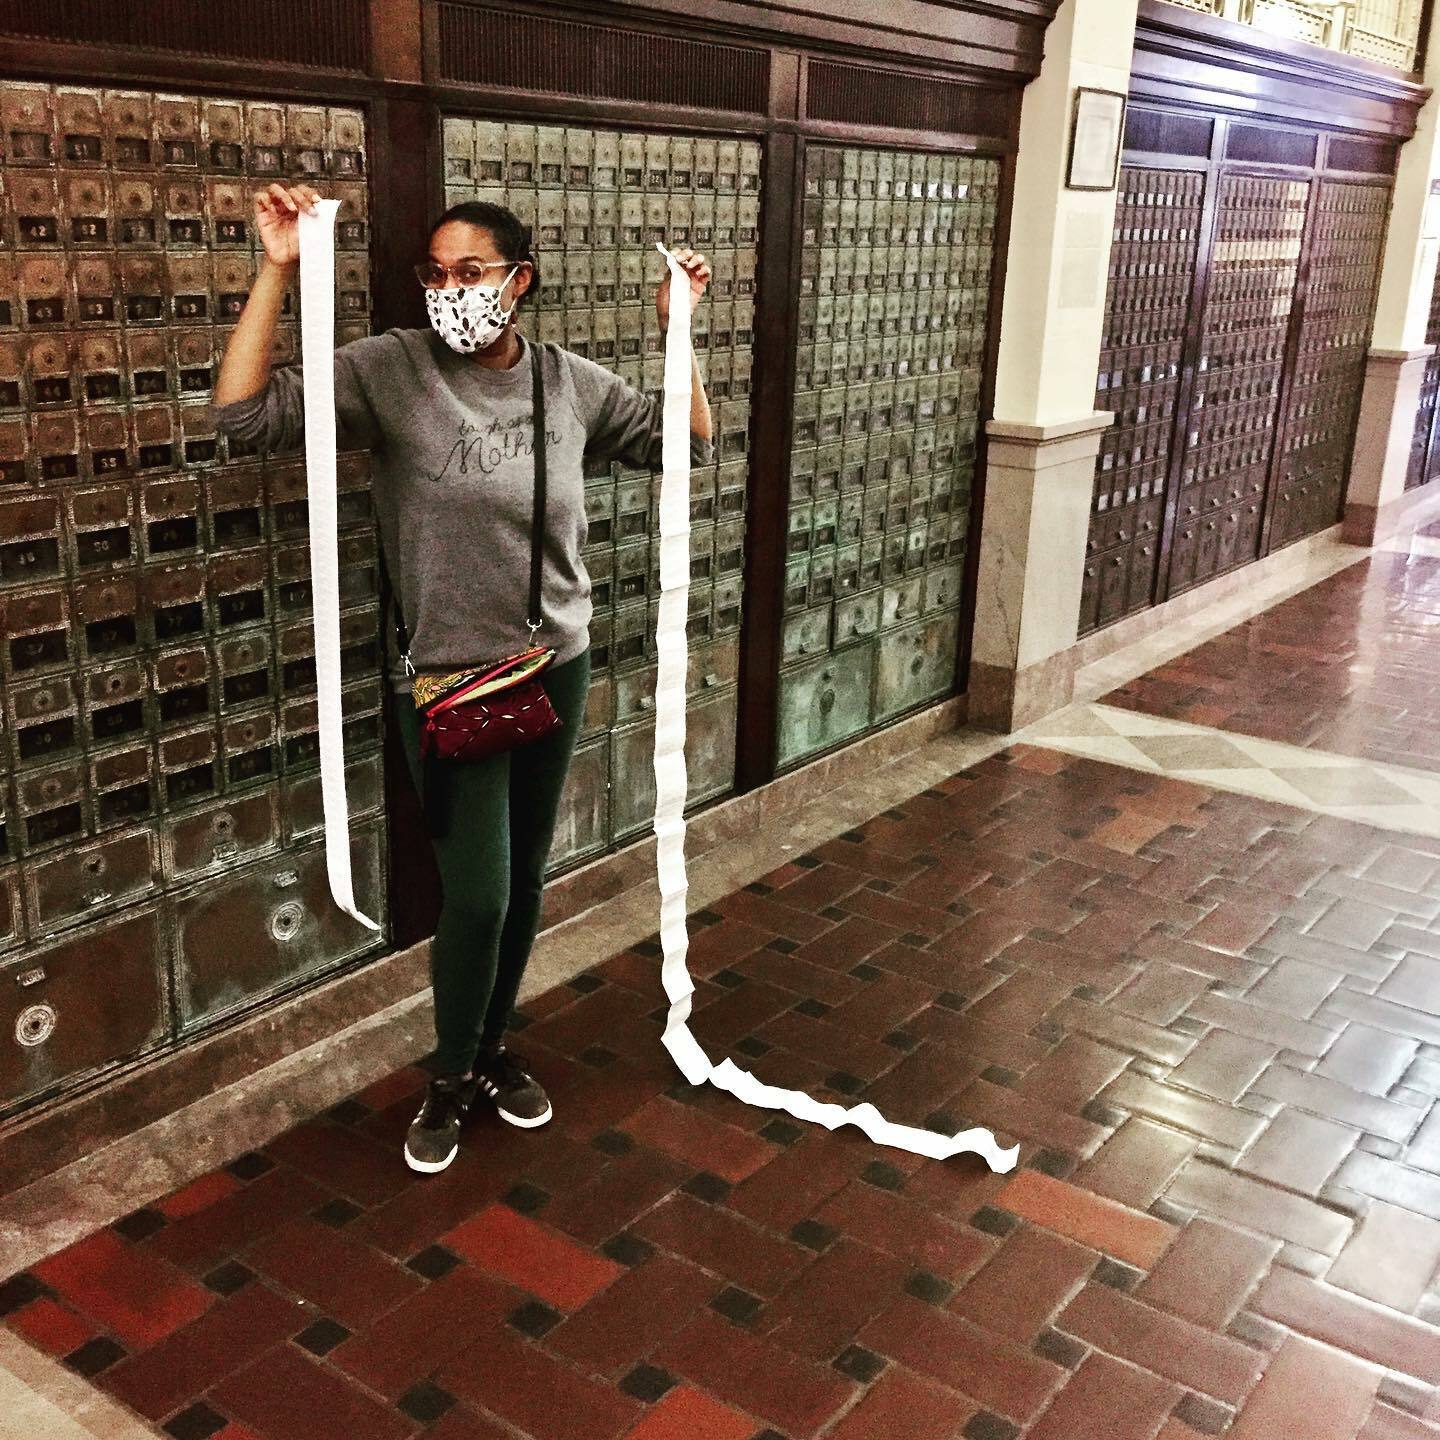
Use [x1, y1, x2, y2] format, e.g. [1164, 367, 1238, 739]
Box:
[0, 905, 167, 1114]
[776, 644, 875, 769]
[172, 822, 386, 1029]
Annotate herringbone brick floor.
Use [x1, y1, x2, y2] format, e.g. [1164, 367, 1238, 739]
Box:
[6, 552, 1440, 1439]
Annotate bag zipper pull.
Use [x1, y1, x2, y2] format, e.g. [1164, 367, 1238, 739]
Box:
[402, 651, 415, 677]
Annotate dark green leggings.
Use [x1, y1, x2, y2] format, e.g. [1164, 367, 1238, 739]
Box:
[392, 647, 591, 1077]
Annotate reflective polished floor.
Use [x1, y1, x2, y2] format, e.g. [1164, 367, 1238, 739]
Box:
[6, 525, 1440, 1439]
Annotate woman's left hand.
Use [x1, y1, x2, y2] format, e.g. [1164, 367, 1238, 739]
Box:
[656, 248, 711, 328]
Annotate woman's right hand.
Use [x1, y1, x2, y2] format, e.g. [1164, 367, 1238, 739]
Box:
[253, 183, 322, 269]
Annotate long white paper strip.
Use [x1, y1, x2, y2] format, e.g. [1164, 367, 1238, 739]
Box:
[298, 198, 380, 933]
[652, 245, 1017, 1171]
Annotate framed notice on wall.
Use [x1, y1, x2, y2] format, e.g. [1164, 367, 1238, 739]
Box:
[1066, 86, 1127, 191]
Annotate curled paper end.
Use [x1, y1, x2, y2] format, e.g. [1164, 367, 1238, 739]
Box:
[647, 238, 1016, 1174]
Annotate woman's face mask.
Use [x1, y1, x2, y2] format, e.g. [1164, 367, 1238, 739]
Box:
[425, 265, 520, 354]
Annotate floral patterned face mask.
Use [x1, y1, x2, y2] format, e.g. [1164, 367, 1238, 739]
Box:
[424, 266, 519, 353]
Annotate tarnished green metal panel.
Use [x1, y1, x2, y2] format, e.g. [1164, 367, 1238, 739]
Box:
[776, 642, 875, 769]
[777, 141, 995, 767]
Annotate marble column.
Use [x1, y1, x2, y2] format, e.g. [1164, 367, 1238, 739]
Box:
[1345, 18, 1440, 542]
[970, 413, 1112, 729]
[1344, 346, 1435, 545]
[969, 0, 1136, 730]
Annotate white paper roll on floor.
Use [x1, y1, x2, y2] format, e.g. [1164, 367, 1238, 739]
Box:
[651, 245, 1016, 1171]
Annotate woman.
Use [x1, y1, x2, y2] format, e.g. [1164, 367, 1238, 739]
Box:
[214, 184, 713, 1174]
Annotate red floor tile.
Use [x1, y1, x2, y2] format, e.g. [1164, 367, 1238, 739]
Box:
[620, 1385, 757, 1440]
[860, 1294, 1064, 1423]
[100, 1282, 307, 1421]
[441, 1203, 625, 1311]
[436, 1323, 643, 1440]
[993, 1169, 1175, 1270]
[212, 1343, 413, 1440]
[656, 1309, 856, 1438]
[825, 1366, 977, 1440]
[1228, 1336, 1380, 1439]
[9, 1295, 94, 1356]
[31, 1228, 214, 1348]
[1028, 1352, 1182, 1440]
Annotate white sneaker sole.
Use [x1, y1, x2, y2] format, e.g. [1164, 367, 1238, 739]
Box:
[495, 1101, 553, 1129]
[404, 1140, 458, 1173]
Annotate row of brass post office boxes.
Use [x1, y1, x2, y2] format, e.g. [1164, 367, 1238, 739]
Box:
[790, 432, 977, 493]
[782, 561, 966, 661]
[0, 814, 386, 1115]
[4, 610, 380, 765]
[582, 464, 746, 544]
[524, 303, 754, 365]
[0, 676, 384, 857]
[783, 528, 967, 616]
[798, 249, 992, 298]
[0, 542, 377, 678]
[0, 459, 373, 582]
[786, 486, 965, 554]
[530, 247, 756, 306]
[446, 185, 761, 253]
[2, 87, 365, 176]
[443, 123, 760, 194]
[792, 377, 978, 443]
[0, 252, 367, 330]
[587, 583, 743, 669]
[802, 198, 999, 249]
[583, 522, 747, 610]
[0, 749, 383, 943]
[0, 174, 367, 251]
[804, 145, 998, 204]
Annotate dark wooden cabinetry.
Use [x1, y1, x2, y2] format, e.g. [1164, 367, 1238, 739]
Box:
[1080, 1, 1424, 638]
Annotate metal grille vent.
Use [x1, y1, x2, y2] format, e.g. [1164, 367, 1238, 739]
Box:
[806, 59, 1009, 139]
[1327, 136, 1396, 175]
[435, 3, 769, 115]
[0, 0, 368, 70]
[1225, 123, 1318, 168]
[1123, 106, 1212, 159]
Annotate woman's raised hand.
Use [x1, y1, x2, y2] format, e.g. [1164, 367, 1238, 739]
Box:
[253, 183, 322, 269]
[656, 248, 711, 328]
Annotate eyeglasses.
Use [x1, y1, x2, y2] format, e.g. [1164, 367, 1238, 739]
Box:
[414, 259, 518, 289]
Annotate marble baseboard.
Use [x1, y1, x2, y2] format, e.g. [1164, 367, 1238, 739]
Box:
[1345, 482, 1440, 547]
[1070, 525, 1361, 674]
[968, 652, 1076, 732]
[0, 687, 968, 1224]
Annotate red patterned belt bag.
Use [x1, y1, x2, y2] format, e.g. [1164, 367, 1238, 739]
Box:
[384, 345, 562, 827]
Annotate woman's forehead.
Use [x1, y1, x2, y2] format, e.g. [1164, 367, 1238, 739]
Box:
[430, 221, 501, 258]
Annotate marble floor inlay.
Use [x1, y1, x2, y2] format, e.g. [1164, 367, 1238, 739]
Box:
[1031, 702, 1440, 840]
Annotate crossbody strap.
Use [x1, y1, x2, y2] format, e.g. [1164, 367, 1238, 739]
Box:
[382, 337, 549, 666]
[527, 340, 547, 640]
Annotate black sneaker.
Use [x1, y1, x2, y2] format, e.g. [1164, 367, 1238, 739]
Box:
[472, 1047, 552, 1129]
[404, 1075, 477, 1173]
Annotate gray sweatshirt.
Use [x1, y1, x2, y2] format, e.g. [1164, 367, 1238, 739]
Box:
[212, 328, 711, 692]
